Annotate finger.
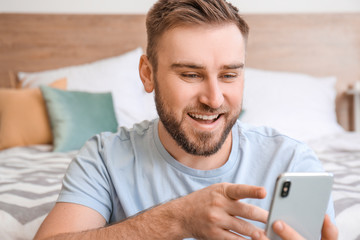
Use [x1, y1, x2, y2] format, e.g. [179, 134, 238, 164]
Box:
[223, 215, 263, 238]
[227, 201, 268, 223]
[272, 220, 305, 240]
[251, 230, 269, 240]
[221, 229, 251, 240]
[206, 208, 261, 238]
[225, 184, 267, 200]
[198, 214, 253, 240]
[321, 215, 338, 240]
[201, 227, 249, 240]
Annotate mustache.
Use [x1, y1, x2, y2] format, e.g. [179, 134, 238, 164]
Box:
[184, 103, 228, 114]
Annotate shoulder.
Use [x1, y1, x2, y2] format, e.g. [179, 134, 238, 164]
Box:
[234, 120, 315, 161]
[77, 120, 155, 160]
[235, 120, 303, 146]
[234, 121, 322, 171]
[92, 120, 154, 146]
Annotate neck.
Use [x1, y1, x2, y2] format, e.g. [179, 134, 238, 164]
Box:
[158, 121, 233, 170]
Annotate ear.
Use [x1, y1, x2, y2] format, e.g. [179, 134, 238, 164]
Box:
[139, 54, 154, 93]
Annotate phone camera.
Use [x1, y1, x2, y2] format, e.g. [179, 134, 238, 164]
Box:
[281, 181, 291, 197]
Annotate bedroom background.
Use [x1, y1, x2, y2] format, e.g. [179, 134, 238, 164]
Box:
[0, 0, 359, 240]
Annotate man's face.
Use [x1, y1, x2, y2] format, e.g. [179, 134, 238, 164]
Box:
[153, 24, 245, 156]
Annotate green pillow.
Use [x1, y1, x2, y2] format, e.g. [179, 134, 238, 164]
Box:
[40, 86, 118, 152]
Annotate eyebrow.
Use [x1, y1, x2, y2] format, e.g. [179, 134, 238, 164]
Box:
[171, 63, 205, 70]
[221, 63, 244, 70]
[170, 62, 244, 70]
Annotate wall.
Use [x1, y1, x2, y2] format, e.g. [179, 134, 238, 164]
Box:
[1, 0, 360, 14]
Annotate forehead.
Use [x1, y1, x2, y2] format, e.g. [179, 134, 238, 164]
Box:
[156, 23, 246, 68]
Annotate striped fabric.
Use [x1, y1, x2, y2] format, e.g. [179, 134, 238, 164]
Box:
[0, 133, 359, 240]
[309, 132, 360, 240]
[0, 145, 76, 240]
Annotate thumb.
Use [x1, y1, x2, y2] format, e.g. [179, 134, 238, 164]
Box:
[321, 215, 338, 240]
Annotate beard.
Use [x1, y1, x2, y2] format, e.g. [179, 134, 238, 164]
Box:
[153, 77, 241, 157]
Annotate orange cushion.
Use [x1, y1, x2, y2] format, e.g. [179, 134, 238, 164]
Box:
[0, 78, 67, 150]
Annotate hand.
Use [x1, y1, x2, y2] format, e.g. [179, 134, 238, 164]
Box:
[176, 183, 268, 239]
[35, 183, 267, 240]
[251, 214, 338, 240]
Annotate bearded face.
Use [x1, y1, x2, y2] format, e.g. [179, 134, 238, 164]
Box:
[145, 24, 245, 158]
[154, 75, 241, 156]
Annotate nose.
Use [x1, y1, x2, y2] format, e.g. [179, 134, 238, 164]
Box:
[198, 77, 224, 109]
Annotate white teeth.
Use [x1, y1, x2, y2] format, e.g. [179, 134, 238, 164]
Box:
[189, 113, 219, 120]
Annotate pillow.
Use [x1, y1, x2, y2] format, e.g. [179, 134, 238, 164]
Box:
[18, 47, 158, 128]
[241, 68, 344, 141]
[40, 86, 118, 152]
[0, 78, 67, 150]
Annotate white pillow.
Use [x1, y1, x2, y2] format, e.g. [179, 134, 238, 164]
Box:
[18, 48, 158, 128]
[241, 68, 344, 142]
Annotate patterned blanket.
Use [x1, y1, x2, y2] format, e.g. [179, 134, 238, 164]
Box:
[0, 132, 359, 240]
[308, 132, 360, 240]
[0, 145, 76, 240]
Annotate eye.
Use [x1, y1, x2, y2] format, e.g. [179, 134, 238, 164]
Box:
[221, 73, 238, 82]
[180, 73, 202, 80]
[223, 74, 236, 78]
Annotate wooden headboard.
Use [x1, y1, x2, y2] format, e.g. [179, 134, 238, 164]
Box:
[0, 13, 359, 130]
[0, 14, 148, 88]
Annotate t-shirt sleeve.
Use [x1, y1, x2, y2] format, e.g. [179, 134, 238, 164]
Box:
[57, 134, 112, 221]
[288, 143, 324, 172]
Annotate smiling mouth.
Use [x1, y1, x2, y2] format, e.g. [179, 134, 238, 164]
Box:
[188, 113, 221, 122]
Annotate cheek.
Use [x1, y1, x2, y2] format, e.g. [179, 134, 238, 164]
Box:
[157, 76, 194, 113]
[171, 85, 196, 113]
[223, 82, 244, 108]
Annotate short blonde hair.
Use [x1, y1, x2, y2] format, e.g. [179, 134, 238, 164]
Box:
[146, 0, 249, 71]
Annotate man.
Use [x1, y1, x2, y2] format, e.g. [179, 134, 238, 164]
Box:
[34, 0, 338, 239]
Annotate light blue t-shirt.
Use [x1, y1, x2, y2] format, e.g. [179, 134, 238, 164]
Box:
[58, 119, 334, 231]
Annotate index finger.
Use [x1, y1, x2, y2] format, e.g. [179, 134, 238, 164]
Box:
[225, 184, 266, 200]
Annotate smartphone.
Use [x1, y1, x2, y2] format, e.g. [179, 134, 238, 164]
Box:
[265, 172, 333, 240]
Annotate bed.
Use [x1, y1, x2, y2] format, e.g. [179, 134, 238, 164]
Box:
[0, 13, 359, 240]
